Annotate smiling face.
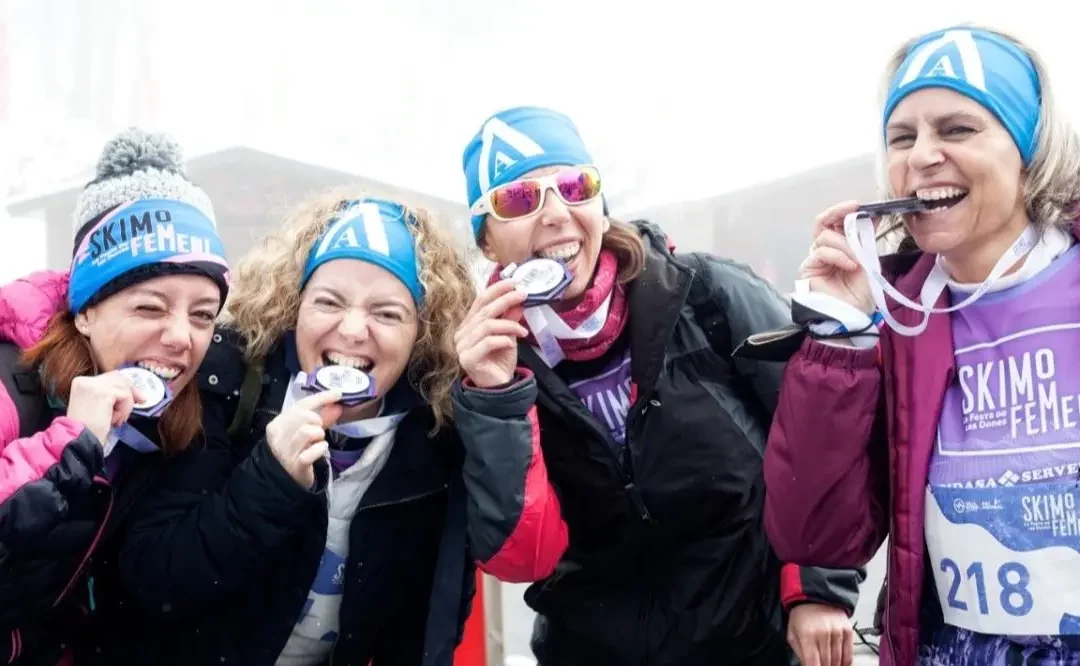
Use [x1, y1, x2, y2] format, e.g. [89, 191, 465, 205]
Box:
[481, 165, 609, 300]
[75, 274, 221, 393]
[295, 258, 419, 421]
[885, 87, 1029, 280]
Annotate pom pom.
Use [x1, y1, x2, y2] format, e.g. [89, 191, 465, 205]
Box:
[94, 128, 186, 180]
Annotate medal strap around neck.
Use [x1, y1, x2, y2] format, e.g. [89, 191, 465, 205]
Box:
[283, 373, 404, 438]
[844, 212, 1038, 336]
[523, 289, 613, 367]
[103, 422, 160, 458]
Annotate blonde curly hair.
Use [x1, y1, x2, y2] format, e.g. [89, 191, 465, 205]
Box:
[220, 188, 476, 430]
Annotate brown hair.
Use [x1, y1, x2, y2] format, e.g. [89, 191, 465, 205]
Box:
[21, 312, 203, 455]
[602, 218, 647, 284]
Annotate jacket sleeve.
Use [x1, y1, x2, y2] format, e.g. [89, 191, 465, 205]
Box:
[697, 257, 877, 600]
[698, 256, 792, 415]
[115, 435, 328, 621]
[451, 371, 568, 583]
[0, 405, 101, 550]
[763, 337, 890, 568]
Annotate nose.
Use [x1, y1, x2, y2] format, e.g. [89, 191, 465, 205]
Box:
[338, 308, 370, 343]
[160, 315, 193, 352]
[536, 185, 571, 228]
[908, 132, 945, 172]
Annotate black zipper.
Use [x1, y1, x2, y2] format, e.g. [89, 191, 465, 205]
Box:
[533, 388, 652, 522]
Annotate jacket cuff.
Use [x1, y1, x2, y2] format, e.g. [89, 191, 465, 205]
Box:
[780, 563, 864, 616]
[453, 372, 537, 419]
[250, 437, 327, 499]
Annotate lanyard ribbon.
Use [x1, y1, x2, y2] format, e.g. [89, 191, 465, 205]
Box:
[843, 212, 1037, 336]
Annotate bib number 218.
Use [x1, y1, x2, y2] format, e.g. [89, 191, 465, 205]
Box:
[940, 558, 1033, 617]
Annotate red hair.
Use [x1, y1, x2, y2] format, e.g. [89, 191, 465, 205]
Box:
[21, 312, 203, 455]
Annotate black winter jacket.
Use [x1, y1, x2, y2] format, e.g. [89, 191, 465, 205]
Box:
[0, 342, 167, 666]
[83, 331, 475, 666]
[451, 221, 864, 666]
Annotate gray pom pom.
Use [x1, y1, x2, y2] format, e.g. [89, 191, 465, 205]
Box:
[93, 128, 186, 181]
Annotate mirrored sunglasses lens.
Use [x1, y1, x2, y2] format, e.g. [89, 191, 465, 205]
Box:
[490, 181, 543, 219]
[556, 167, 602, 204]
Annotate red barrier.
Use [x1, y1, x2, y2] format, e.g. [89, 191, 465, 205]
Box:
[454, 570, 488, 666]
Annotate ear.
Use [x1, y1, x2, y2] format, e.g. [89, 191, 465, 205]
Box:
[74, 311, 91, 337]
[602, 216, 612, 234]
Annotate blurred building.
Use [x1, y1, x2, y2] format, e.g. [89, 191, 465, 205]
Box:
[621, 153, 879, 290]
[5, 145, 476, 272]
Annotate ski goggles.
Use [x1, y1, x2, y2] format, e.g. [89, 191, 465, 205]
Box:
[471, 165, 602, 221]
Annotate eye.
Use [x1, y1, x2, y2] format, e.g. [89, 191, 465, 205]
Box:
[375, 310, 405, 323]
[887, 133, 916, 148]
[192, 311, 216, 324]
[945, 125, 976, 138]
[135, 304, 165, 315]
[313, 297, 342, 309]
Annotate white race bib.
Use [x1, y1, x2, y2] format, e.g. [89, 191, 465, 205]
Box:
[924, 484, 1080, 635]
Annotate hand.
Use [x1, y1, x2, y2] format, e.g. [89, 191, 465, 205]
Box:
[66, 371, 145, 446]
[800, 200, 874, 315]
[265, 390, 343, 488]
[454, 279, 529, 388]
[787, 603, 854, 666]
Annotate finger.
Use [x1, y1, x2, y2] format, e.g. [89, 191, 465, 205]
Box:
[111, 388, 136, 426]
[475, 291, 528, 327]
[295, 424, 327, 448]
[813, 200, 860, 237]
[456, 284, 526, 347]
[457, 318, 530, 352]
[803, 247, 860, 274]
[460, 336, 517, 369]
[800, 640, 821, 666]
[814, 229, 856, 256]
[504, 303, 525, 323]
[296, 440, 329, 466]
[465, 279, 520, 320]
[292, 388, 344, 412]
[839, 627, 853, 666]
[786, 630, 802, 663]
[318, 402, 344, 429]
[821, 631, 838, 666]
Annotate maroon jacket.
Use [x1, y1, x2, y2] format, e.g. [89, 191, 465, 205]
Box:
[762, 224, 1080, 665]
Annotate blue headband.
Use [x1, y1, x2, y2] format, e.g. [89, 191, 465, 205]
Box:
[301, 198, 424, 306]
[462, 106, 594, 240]
[69, 198, 229, 313]
[884, 27, 1041, 165]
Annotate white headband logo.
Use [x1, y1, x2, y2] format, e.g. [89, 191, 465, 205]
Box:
[312, 203, 391, 260]
[899, 29, 986, 92]
[477, 117, 545, 194]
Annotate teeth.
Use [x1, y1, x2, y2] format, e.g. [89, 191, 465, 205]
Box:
[536, 241, 581, 261]
[325, 352, 373, 371]
[916, 187, 968, 201]
[136, 361, 181, 380]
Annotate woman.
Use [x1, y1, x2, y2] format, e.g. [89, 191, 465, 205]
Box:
[85, 192, 478, 665]
[451, 105, 866, 666]
[0, 128, 230, 664]
[762, 26, 1080, 665]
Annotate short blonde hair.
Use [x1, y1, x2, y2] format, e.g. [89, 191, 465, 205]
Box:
[875, 24, 1080, 246]
[221, 188, 476, 430]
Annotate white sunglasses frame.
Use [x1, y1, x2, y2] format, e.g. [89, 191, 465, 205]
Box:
[470, 164, 603, 221]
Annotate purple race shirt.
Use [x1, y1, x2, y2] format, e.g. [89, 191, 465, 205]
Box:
[922, 245, 1080, 665]
[567, 349, 632, 447]
[931, 245, 1080, 489]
